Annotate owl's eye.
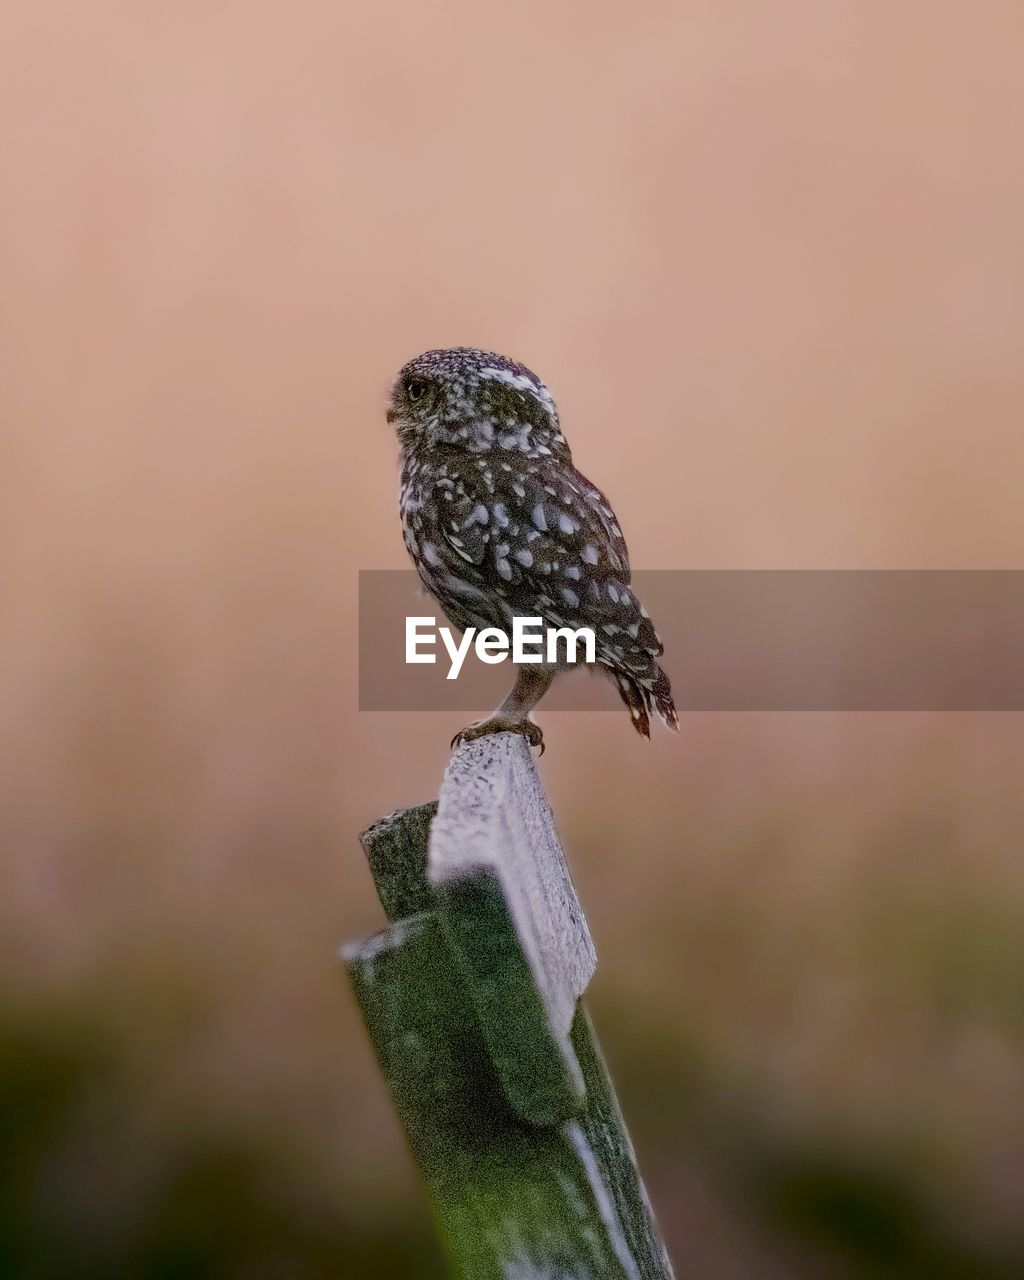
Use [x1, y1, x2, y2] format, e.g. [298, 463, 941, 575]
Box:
[405, 379, 427, 402]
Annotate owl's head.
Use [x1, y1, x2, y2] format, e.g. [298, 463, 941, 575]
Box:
[387, 346, 567, 459]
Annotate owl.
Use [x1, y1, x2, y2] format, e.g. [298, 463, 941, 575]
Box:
[387, 346, 677, 751]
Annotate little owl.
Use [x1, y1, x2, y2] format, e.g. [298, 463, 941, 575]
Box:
[387, 347, 677, 751]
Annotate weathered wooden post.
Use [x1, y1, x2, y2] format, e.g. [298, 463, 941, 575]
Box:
[344, 734, 675, 1279]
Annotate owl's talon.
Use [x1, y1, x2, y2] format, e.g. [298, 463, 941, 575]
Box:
[451, 718, 545, 753]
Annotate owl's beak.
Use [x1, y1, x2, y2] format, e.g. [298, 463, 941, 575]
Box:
[385, 408, 396, 424]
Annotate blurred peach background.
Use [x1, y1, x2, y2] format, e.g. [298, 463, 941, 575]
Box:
[2, 3, 1024, 1276]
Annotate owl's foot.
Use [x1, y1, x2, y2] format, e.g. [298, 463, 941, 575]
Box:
[450, 717, 545, 754]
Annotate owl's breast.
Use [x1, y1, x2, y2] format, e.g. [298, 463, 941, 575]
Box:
[399, 459, 510, 635]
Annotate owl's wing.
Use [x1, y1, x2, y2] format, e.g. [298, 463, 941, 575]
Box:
[435, 460, 663, 662]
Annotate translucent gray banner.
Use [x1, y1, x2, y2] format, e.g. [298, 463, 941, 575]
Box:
[358, 571, 1024, 711]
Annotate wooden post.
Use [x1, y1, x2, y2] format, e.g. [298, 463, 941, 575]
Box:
[344, 734, 675, 1280]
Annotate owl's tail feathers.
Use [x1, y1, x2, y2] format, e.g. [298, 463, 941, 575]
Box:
[613, 663, 678, 738]
[653, 663, 679, 733]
